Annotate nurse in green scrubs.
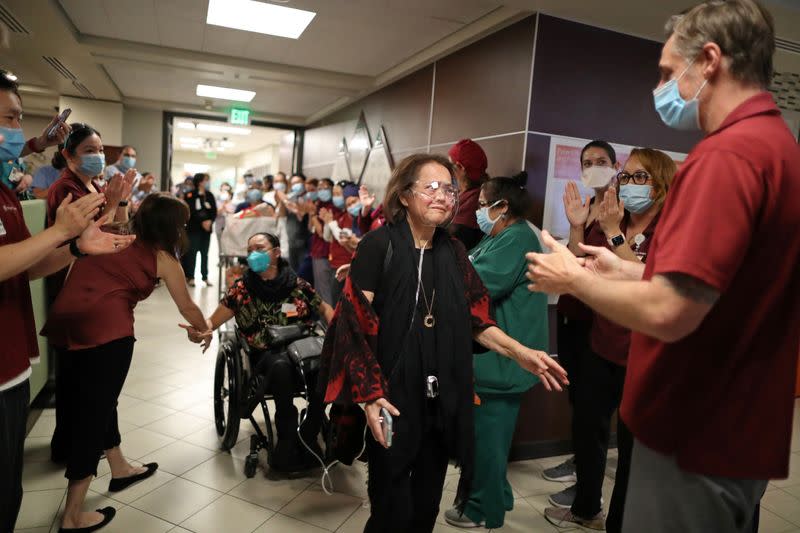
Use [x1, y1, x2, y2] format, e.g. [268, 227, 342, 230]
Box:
[445, 174, 549, 529]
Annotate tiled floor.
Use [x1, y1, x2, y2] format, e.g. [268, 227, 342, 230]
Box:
[16, 244, 800, 533]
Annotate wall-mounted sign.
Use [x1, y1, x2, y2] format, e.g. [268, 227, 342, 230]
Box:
[347, 111, 371, 183]
[230, 108, 250, 126]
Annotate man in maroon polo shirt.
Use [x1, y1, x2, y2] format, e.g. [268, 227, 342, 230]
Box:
[526, 1, 799, 531]
[0, 73, 135, 532]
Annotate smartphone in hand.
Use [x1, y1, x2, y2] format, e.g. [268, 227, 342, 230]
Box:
[47, 108, 71, 140]
[380, 407, 393, 448]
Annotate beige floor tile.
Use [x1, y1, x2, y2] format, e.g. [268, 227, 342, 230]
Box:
[98, 505, 174, 533]
[15, 489, 64, 529]
[759, 508, 799, 533]
[117, 428, 176, 460]
[24, 436, 54, 463]
[761, 489, 800, 525]
[254, 513, 331, 533]
[317, 463, 368, 500]
[27, 416, 57, 438]
[122, 380, 179, 402]
[180, 495, 274, 533]
[118, 402, 177, 427]
[115, 394, 144, 410]
[228, 476, 314, 512]
[335, 506, 370, 533]
[149, 389, 211, 412]
[492, 498, 559, 532]
[90, 468, 176, 504]
[506, 460, 567, 497]
[117, 419, 140, 435]
[182, 454, 247, 492]
[181, 424, 227, 451]
[21, 461, 68, 492]
[181, 402, 216, 422]
[143, 412, 210, 440]
[772, 453, 800, 489]
[167, 528, 193, 533]
[130, 478, 222, 524]
[13, 527, 51, 533]
[281, 484, 361, 530]
[152, 371, 199, 388]
[137, 440, 218, 476]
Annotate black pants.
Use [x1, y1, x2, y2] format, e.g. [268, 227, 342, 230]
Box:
[60, 337, 134, 480]
[606, 415, 633, 533]
[365, 406, 450, 533]
[252, 350, 324, 442]
[0, 379, 30, 532]
[183, 230, 211, 281]
[556, 313, 591, 406]
[572, 350, 626, 518]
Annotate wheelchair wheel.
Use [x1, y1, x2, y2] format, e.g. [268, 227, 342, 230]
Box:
[214, 344, 242, 451]
[244, 453, 259, 478]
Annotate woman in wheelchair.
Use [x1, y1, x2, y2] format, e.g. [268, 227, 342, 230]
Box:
[204, 232, 335, 472]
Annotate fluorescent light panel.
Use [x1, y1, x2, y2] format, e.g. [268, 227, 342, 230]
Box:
[196, 123, 251, 136]
[206, 0, 315, 39]
[176, 122, 196, 130]
[197, 84, 256, 103]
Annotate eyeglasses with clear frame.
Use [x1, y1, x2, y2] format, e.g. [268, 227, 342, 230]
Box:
[615, 170, 652, 185]
[412, 180, 458, 203]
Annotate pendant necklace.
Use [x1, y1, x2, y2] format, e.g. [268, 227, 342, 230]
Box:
[421, 286, 436, 328]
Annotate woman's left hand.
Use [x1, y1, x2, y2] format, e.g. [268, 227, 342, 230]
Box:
[76, 215, 136, 255]
[598, 186, 624, 237]
[514, 347, 569, 392]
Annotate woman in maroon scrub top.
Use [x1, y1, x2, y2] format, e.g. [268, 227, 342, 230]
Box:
[42, 193, 209, 532]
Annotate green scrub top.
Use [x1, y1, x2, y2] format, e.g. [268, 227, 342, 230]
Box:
[470, 220, 549, 395]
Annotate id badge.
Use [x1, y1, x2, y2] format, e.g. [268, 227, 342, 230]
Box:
[195, 197, 202, 210]
[0, 217, 6, 237]
[281, 302, 298, 317]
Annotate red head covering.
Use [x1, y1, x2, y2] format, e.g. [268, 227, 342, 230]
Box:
[448, 139, 487, 183]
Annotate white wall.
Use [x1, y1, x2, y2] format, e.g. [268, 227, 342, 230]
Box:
[781, 109, 800, 140]
[122, 106, 164, 183]
[58, 96, 123, 146]
[171, 150, 239, 192]
[238, 145, 275, 177]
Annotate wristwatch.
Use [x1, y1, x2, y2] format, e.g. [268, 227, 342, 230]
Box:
[69, 238, 87, 258]
[608, 234, 626, 247]
[118, 200, 129, 207]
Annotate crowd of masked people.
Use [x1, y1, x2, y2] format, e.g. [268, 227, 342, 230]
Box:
[2, 1, 799, 532]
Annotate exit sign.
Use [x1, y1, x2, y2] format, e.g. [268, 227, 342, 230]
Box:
[230, 108, 250, 125]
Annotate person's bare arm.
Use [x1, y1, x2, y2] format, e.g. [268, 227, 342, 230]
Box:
[157, 251, 207, 331]
[319, 301, 335, 323]
[207, 304, 235, 331]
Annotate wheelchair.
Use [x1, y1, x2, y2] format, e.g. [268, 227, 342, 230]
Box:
[213, 321, 329, 478]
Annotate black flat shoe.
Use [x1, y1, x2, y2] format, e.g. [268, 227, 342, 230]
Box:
[59, 507, 116, 532]
[108, 463, 158, 492]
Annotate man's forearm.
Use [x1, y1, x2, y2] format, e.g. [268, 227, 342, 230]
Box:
[570, 272, 672, 340]
[0, 225, 70, 281]
[27, 245, 73, 280]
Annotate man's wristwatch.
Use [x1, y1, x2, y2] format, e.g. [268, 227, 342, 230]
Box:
[69, 239, 87, 258]
[608, 234, 626, 247]
[118, 200, 129, 207]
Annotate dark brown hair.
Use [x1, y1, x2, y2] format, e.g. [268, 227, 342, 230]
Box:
[383, 153, 454, 224]
[481, 172, 533, 219]
[131, 193, 189, 256]
[665, 0, 774, 88]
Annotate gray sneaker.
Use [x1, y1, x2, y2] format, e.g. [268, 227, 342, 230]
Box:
[444, 508, 485, 529]
[548, 484, 577, 508]
[543, 456, 577, 482]
[548, 484, 604, 510]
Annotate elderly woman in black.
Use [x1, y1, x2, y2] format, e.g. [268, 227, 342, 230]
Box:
[319, 154, 567, 533]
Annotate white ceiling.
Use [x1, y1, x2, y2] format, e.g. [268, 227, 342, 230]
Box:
[2, 0, 799, 124]
[172, 116, 288, 155]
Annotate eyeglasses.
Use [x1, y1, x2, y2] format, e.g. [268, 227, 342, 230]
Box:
[412, 180, 458, 202]
[616, 171, 651, 185]
[477, 199, 506, 208]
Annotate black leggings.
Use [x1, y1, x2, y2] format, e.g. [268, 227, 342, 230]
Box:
[60, 337, 134, 480]
[0, 379, 29, 532]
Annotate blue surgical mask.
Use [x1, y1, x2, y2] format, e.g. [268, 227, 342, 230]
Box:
[306, 191, 318, 202]
[120, 156, 136, 169]
[0, 127, 25, 162]
[318, 189, 332, 203]
[247, 189, 263, 204]
[475, 200, 504, 235]
[247, 250, 271, 273]
[619, 184, 654, 214]
[78, 153, 106, 177]
[332, 195, 345, 209]
[653, 61, 707, 130]
[290, 183, 305, 196]
[274, 182, 286, 192]
[347, 202, 362, 217]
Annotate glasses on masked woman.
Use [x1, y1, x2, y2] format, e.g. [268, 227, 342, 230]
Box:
[615, 170, 651, 185]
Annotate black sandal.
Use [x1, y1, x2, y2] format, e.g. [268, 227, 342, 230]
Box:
[59, 507, 116, 532]
[108, 463, 158, 492]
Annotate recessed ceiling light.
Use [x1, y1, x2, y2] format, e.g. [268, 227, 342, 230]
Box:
[196, 84, 256, 103]
[206, 0, 315, 39]
[196, 123, 251, 136]
[179, 136, 203, 144]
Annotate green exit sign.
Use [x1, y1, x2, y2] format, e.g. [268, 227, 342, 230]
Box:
[230, 108, 250, 125]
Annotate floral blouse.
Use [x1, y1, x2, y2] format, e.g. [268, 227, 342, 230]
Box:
[222, 277, 322, 350]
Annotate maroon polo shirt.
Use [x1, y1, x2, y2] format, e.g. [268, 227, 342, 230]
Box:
[621, 92, 800, 479]
[0, 182, 39, 385]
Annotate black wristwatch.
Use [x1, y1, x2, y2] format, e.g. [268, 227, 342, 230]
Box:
[118, 200, 129, 207]
[608, 234, 626, 247]
[69, 239, 87, 258]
